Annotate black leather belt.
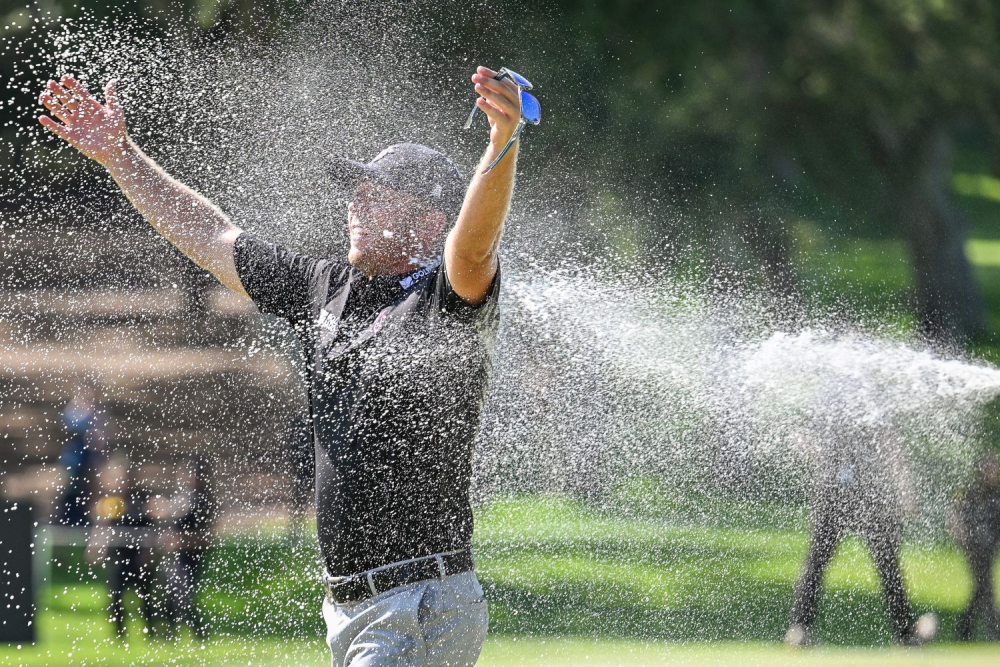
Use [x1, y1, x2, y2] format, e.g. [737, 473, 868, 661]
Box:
[323, 549, 474, 604]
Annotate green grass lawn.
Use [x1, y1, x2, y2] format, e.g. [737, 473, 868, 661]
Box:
[5, 631, 1000, 667]
[475, 497, 991, 644]
[3, 496, 999, 666]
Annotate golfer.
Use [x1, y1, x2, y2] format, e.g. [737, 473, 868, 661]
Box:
[786, 421, 936, 647]
[39, 65, 523, 665]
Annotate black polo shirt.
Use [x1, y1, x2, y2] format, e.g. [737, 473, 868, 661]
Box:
[233, 232, 500, 575]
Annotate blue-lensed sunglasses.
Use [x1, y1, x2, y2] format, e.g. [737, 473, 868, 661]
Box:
[464, 67, 541, 174]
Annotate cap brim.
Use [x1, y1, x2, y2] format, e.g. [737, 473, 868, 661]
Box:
[328, 157, 386, 193]
[328, 152, 464, 222]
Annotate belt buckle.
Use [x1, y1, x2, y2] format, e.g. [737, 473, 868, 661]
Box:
[324, 575, 349, 603]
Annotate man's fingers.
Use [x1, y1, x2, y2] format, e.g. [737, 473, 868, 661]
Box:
[473, 68, 519, 97]
[39, 115, 72, 142]
[47, 79, 74, 105]
[476, 95, 510, 121]
[40, 93, 72, 123]
[473, 77, 520, 120]
[49, 76, 92, 115]
[475, 83, 518, 119]
[104, 80, 119, 112]
[495, 74, 521, 97]
[476, 65, 498, 79]
[473, 74, 518, 103]
[476, 97, 509, 125]
[62, 74, 92, 101]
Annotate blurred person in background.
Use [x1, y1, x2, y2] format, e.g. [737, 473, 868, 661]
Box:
[88, 455, 162, 640]
[55, 382, 108, 527]
[786, 420, 937, 647]
[949, 451, 1000, 641]
[162, 455, 216, 640]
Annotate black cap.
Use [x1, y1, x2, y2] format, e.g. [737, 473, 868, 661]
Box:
[329, 143, 466, 223]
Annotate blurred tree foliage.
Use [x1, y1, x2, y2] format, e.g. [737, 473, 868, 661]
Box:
[548, 0, 1000, 339]
[4, 0, 1000, 340]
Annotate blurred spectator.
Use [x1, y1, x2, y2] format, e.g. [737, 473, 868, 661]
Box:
[87, 456, 161, 640]
[55, 383, 108, 526]
[162, 456, 216, 640]
[949, 452, 1000, 641]
[785, 422, 937, 647]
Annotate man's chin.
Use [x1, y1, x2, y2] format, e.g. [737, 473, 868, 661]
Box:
[348, 244, 426, 276]
[348, 248, 377, 275]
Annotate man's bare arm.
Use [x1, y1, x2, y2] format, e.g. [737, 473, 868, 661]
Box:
[39, 75, 247, 297]
[445, 66, 523, 305]
[104, 141, 246, 296]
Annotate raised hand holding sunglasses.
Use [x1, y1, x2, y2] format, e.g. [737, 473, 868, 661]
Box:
[466, 67, 541, 174]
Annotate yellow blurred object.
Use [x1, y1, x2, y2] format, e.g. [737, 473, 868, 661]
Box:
[96, 495, 126, 521]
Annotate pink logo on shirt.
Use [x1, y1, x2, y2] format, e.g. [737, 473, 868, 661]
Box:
[372, 309, 390, 334]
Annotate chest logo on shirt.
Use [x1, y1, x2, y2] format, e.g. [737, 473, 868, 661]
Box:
[399, 258, 441, 289]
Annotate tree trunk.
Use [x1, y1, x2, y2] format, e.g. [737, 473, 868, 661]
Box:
[897, 128, 984, 341]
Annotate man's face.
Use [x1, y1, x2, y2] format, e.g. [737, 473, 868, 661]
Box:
[347, 180, 444, 275]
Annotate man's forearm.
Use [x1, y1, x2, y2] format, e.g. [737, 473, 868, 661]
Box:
[449, 142, 517, 264]
[443, 65, 524, 303]
[105, 139, 244, 290]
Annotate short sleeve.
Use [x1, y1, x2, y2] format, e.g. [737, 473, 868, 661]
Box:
[431, 256, 501, 324]
[233, 232, 336, 323]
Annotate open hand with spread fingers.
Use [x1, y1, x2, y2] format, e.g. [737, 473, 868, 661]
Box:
[38, 75, 128, 167]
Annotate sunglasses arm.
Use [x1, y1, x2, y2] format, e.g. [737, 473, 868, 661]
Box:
[463, 104, 481, 130]
[481, 120, 526, 174]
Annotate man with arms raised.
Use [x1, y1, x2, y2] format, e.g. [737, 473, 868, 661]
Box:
[39, 66, 522, 666]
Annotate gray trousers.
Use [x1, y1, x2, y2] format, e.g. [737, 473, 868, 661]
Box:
[322, 570, 489, 667]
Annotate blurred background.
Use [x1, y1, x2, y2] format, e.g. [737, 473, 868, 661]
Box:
[2, 1, 1000, 665]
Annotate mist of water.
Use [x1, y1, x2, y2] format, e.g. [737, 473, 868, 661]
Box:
[479, 266, 1000, 523]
